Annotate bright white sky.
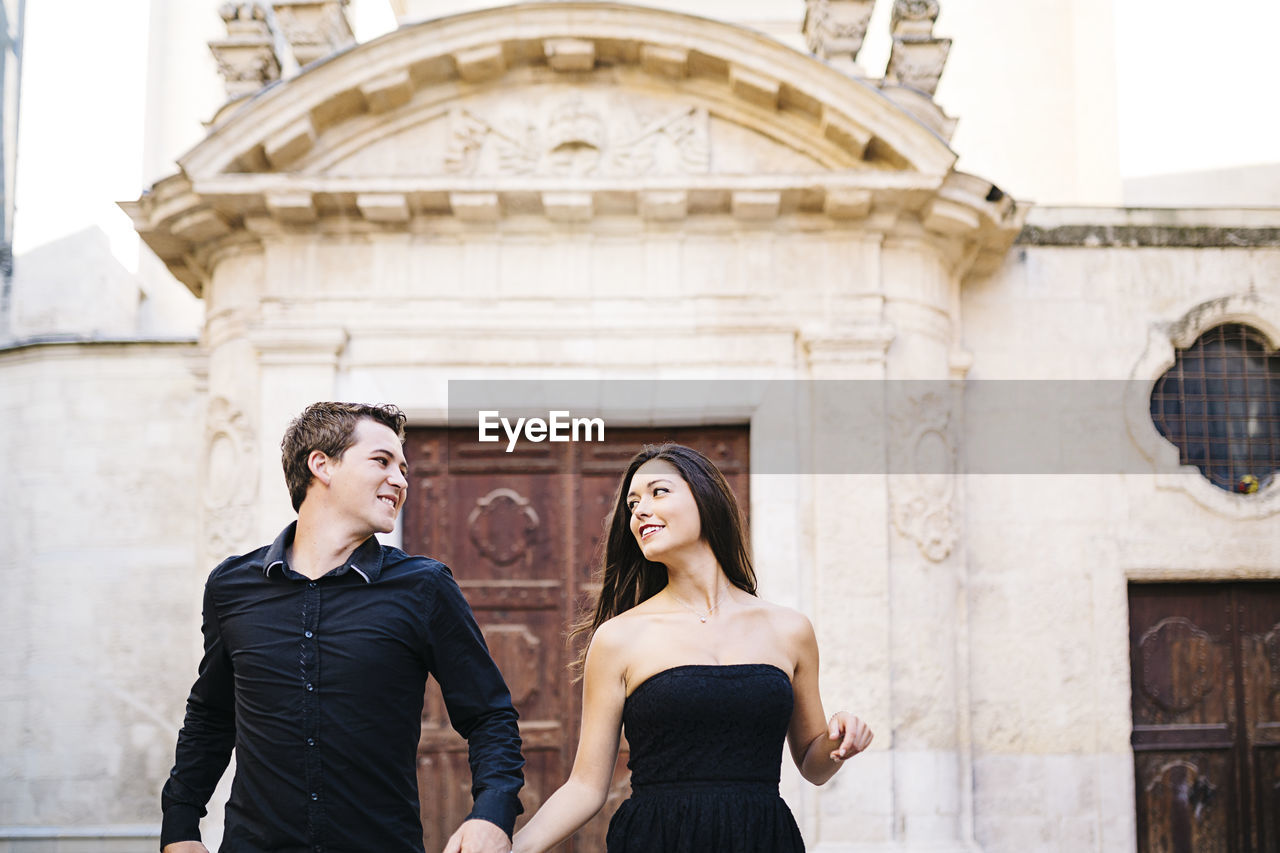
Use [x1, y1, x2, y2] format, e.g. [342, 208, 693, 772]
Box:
[11, 0, 1280, 269]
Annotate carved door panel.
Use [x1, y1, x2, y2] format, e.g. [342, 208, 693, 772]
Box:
[404, 426, 749, 852]
[1130, 583, 1280, 853]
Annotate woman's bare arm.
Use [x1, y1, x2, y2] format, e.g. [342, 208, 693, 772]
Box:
[784, 611, 873, 786]
[511, 621, 630, 853]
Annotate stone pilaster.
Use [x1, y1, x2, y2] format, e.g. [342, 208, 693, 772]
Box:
[801, 324, 897, 845]
[879, 239, 978, 851]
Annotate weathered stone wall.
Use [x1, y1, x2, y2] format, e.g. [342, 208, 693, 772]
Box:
[958, 208, 1280, 853]
[0, 342, 203, 850]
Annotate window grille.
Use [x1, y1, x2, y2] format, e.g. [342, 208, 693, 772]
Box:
[1150, 323, 1280, 494]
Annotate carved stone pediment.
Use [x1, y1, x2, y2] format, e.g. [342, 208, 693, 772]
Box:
[125, 4, 1026, 296]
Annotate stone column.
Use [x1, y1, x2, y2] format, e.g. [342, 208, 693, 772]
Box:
[202, 247, 268, 571]
[802, 324, 897, 847]
[879, 236, 976, 851]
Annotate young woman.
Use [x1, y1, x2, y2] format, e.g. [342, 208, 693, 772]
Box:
[511, 443, 872, 853]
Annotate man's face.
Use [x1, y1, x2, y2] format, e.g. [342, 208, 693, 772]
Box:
[325, 418, 409, 536]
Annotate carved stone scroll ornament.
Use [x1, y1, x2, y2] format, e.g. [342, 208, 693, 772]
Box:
[444, 97, 710, 178]
[210, 3, 282, 100]
[203, 397, 259, 557]
[886, 0, 951, 97]
[888, 390, 959, 562]
[803, 0, 876, 65]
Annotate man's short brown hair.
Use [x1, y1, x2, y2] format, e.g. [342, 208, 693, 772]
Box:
[281, 402, 408, 511]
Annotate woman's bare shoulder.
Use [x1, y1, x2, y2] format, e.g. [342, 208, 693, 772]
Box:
[589, 606, 657, 656]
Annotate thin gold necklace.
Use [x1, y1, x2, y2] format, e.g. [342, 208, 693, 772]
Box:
[669, 585, 727, 623]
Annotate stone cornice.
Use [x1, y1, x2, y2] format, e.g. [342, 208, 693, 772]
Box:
[1018, 206, 1280, 248]
[122, 170, 1022, 296]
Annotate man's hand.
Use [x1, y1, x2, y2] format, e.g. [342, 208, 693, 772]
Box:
[442, 817, 512, 853]
[162, 843, 210, 853]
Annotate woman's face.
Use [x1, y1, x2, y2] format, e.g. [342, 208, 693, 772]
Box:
[626, 458, 702, 561]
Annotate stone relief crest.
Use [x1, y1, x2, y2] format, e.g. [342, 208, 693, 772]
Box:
[888, 389, 959, 562]
[203, 396, 259, 557]
[444, 96, 710, 178]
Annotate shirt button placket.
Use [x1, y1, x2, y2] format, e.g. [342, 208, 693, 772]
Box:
[302, 578, 324, 844]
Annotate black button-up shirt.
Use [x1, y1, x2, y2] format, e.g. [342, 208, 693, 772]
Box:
[161, 523, 524, 852]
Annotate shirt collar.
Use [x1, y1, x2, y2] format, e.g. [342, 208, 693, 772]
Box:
[261, 521, 385, 583]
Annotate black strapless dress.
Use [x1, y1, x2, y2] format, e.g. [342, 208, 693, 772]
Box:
[605, 663, 805, 852]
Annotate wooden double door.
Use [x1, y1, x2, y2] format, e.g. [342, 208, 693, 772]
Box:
[402, 426, 750, 852]
[1130, 583, 1280, 852]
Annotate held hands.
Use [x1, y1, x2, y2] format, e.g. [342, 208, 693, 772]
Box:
[161, 844, 210, 853]
[443, 818, 513, 853]
[827, 711, 873, 762]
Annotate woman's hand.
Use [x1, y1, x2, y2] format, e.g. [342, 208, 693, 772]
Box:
[826, 711, 873, 761]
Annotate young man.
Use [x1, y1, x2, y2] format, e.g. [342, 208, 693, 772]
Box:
[161, 402, 523, 853]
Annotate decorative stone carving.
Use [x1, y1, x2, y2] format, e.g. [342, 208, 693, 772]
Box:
[203, 396, 258, 557]
[890, 0, 941, 36]
[444, 98, 710, 178]
[467, 488, 540, 566]
[885, 0, 951, 97]
[270, 0, 355, 68]
[889, 389, 958, 561]
[803, 0, 875, 66]
[209, 3, 281, 100]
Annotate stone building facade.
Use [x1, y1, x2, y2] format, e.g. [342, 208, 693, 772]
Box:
[1, 2, 1277, 852]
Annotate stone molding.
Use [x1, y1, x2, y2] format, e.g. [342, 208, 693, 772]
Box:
[1018, 206, 1280, 247]
[800, 323, 895, 368]
[1125, 292, 1280, 519]
[126, 173, 1020, 298]
[247, 326, 348, 366]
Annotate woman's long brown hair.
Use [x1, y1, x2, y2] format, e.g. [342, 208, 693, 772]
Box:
[570, 443, 757, 676]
